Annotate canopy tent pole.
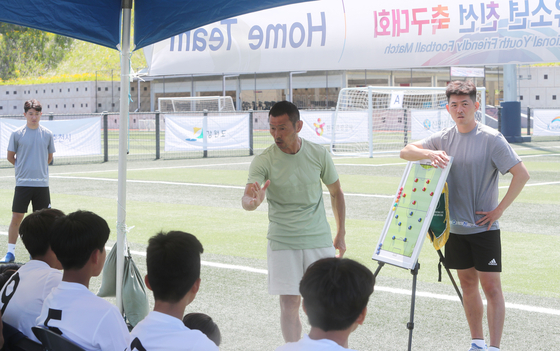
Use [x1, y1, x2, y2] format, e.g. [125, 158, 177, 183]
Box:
[116, 0, 133, 314]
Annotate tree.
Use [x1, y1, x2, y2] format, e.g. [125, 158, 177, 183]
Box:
[0, 23, 73, 80]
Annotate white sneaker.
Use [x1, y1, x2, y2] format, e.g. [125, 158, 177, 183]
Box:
[468, 343, 487, 351]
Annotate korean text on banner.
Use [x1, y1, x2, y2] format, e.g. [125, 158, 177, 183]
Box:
[165, 114, 250, 151]
[0, 117, 102, 158]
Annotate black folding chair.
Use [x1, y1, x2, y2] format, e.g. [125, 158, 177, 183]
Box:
[1, 322, 42, 351]
[31, 327, 85, 351]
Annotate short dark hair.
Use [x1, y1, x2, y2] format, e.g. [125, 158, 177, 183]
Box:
[269, 101, 300, 127]
[300, 258, 375, 331]
[183, 313, 221, 346]
[24, 99, 42, 113]
[446, 80, 477, 104]
[19, 208, 65, 258]
[0, 264, 22, 291]
[146, 231, 203, 303]
[49, 210, 110, 270]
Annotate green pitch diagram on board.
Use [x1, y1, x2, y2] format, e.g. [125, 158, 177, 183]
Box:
[373, 157, 452, 270]
[384, 164, 440, 257]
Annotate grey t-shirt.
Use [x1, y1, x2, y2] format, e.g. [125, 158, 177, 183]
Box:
[8, 125, 55, 187]
[422, 123, 521, 234]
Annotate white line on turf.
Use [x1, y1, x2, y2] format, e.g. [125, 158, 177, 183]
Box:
[0, 230, 555, 315]
[48, 162, 253, 176]
[47, 175, 396, 198]
[499, 181, 560, 189]
[334, 163, 407, 167]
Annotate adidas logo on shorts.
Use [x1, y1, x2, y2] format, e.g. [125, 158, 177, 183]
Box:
[488, 259, 497, 266]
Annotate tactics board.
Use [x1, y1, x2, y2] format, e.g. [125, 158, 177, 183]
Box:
[372, 158, 453, 270]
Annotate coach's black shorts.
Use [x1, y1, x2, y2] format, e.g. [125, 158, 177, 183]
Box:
[444, 230, 501, 272]
[12, 186, 51, 214]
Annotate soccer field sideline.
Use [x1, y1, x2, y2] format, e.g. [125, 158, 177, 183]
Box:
[2, 229, 556, 317]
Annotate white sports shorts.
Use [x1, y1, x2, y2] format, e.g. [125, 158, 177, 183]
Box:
[267, 241, 335, 295]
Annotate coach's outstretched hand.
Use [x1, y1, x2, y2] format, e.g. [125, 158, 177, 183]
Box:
[242, 180, 270, 211]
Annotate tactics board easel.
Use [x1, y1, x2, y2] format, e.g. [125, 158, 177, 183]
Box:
[372, 158, 453, 351]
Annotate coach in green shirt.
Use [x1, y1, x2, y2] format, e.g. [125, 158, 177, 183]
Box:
[242, 101, 346, 343]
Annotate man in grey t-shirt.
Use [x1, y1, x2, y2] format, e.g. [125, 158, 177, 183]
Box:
[4, 99, 55, 263]
[400, 81, 529, 351]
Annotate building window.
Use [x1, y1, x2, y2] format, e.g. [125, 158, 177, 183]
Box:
[544, 74, 548, 79]
[76, 88, 79, 92]
[5, 91, 8, 95]
[98, 103, 102, 107]
[144, 87, 148, 91]
[536, 95, 540, 100]
[59, 89, 62, 93]
[13, 91, 16, 94]
[520, 96, 523, 100]
[68, 88, 70, 92]
[0, 106, 2, 110]
[553, 95, 557, 100]
[85, 87, 88, 91]
[98, 87, 101, 91]
[105, 87, 109, 91]
[64, 104, 66, 108]
[85, 103, 88, 107]
[72, 104, 75, 108]
[14, 106, 17, 109]
[131, 87, 135, 91]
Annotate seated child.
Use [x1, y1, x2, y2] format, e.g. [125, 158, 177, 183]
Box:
[182, 313, 221, 346]
[0, 209, 64, 340]
[36, 210, 130, 351]
[129, 231, 218, 351]
[275, 257, 375, 351]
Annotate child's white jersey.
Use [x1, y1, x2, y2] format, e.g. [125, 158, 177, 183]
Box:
[0, 260, 62, 341]
[36, 281, 130, 351]
[129, 311, 218, 351]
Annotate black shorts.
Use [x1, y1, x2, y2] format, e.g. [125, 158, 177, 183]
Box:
[12, 186, 51, 214]
[444, 230, 501, 272]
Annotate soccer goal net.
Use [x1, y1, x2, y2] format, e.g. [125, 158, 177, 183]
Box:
[331, 86, 486, 157]
[158, 96, 236, 112]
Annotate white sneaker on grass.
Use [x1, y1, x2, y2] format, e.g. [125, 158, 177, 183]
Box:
[468, 343, 488, 351]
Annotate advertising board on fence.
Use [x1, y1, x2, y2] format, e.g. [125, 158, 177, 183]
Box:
[532, 109, 560, 136]
[0, 117, 101, 158]
[411, 109, 453, 140]
[165, 114, 250, 151]
[299, 110, 368, 145]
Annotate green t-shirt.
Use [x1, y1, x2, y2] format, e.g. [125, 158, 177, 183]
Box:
[247, 138, 339, 250]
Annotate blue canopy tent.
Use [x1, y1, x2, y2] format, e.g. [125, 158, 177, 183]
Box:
[0, 0, 312, 314]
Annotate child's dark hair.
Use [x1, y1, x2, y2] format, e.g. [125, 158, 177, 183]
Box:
[183, 313, 221, 346]
[49, 210, 110, 270]
[300, 257, 375, 331]
[19, 208, 65, 258]
[146, 231, 203, 303]
[0, 264, 22, 290]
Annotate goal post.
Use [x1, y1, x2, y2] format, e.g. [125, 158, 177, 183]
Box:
[331, 86, 486, 157]
[158, 96, 236, 112]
